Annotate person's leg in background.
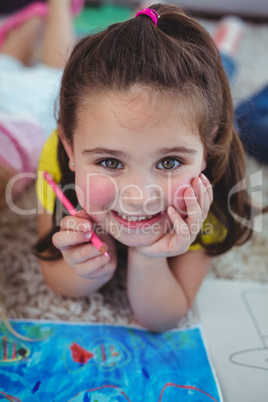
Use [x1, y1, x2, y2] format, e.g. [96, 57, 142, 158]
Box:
[0, 16, 44, 65]
[235, 85, 268, 165]
[0, 0, 83, 67]
[42, 0, 75, 68]
[0, 1, 81, 207]
[212, 16, 244, 85]
[0, 7, 47, 206]
[213, 16, 268, 165]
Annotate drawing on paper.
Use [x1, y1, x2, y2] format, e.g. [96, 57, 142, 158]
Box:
[0, 320, 223, 401]
[230, 289, 268, 371]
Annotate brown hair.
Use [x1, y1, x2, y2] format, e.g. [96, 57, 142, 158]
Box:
[36, 4, 255, 258]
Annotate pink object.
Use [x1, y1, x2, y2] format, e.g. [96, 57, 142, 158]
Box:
[0, 114, 44, 198]
[43, 171, 109, 258]
[0, 2, 49, 49]
[0, 0, 85, 49]
[213, 17, 244, 56]
[71, 0, 85, 17]
[0, 115, 43, 172]
[135, 8, 159, 27]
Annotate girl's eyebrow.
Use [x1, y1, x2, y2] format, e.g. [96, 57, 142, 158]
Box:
[155, 146, 197, 156]
[82, 146, 197, 158]
[82, 148, 128, 157]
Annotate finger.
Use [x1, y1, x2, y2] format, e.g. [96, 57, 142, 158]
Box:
[197, 174, 213, 221]
[75, 209, 92, 220]
[60, 215, 93, 233]
[52, 229, 92, 251]
[184, 187, 203, 230]
[191, 177, 210, 222]
[167, 205, 187, 234]
[192, 177, 205, 205]
[67, 242, 109, 265]
[74, 254, 112, 279]
[167, 205, 191, 252]
[200, 173, 213, 205]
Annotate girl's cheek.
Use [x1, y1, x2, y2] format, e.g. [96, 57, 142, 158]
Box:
[170, 181, 191, 215]
[77, 176, 118, 213]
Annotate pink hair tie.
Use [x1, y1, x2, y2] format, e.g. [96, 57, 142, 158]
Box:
[135, 8, 160, 27]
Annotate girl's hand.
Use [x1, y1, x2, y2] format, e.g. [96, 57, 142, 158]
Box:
[52, 210, 117, 280]
[136, 173, 213, 258]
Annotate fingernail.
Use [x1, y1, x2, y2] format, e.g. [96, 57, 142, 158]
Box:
[186, 187, 195, 196]
[168, 206, 176, 214]
[82, 223, 91, 231]
[84, 231, 92, 239]
[196, 177, 203, 186]
[200, 173, 207, 181]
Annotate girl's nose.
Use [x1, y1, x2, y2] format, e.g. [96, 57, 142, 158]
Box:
[118, 175, 164, 215]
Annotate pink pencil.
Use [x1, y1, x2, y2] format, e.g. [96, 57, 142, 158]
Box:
[43, 171, 109, 258]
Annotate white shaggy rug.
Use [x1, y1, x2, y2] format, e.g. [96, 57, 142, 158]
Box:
[0, 18, 268, 325]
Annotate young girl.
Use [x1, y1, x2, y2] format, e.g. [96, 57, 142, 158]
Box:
[36, 4, 253, 332]
[0, 0, 84, 206]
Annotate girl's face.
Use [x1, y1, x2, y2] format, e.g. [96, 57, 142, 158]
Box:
[63, 89, 207, 247]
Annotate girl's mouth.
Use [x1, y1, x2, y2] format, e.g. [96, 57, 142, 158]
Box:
[111, 210, 164, 229]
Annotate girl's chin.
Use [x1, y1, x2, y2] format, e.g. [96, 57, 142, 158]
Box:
[113, 231, 165, 248]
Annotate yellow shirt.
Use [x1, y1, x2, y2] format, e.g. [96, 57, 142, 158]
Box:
[36, 129, 60, 213]
[36, 130, 227, 250]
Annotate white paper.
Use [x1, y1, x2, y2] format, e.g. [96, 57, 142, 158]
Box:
[194, 278, 268, 402]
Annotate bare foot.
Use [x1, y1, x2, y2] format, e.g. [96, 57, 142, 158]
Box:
[0, 16, 44, 65]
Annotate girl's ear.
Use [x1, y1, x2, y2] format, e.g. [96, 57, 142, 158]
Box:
[57, 125, 75, 172]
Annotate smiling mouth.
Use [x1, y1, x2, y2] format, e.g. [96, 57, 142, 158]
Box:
[112, 211, 162, 222]
[115, 212, 160, 222]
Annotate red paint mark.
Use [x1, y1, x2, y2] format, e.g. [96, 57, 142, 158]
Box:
[110, 345, 119, 357]
[159, 383, 219, 402]
[0, 391, 22, 402]
[101, 343, 106, 362]
[70, 342, 94, 364]
[3, 336, 7, 360]
[12, 342, 16, 359]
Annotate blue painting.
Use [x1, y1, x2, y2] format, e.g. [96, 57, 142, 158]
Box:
[0, 320, 223, 401]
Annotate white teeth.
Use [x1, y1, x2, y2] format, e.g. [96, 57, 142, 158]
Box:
[117, 212, 154, 222]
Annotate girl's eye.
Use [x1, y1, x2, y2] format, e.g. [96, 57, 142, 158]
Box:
[157, 158, 180, 170]
[100, 159, 123, 170]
